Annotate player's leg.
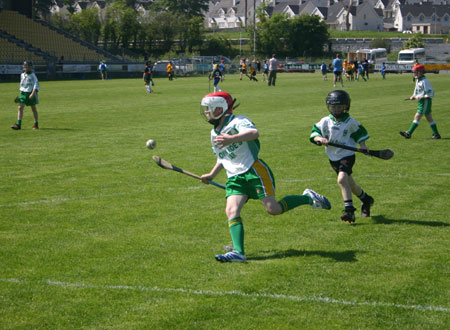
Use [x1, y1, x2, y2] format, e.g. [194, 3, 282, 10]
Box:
[31, 105, 39, 129]
[424, 102, 440, 138]
[348, 175, 374, 217]
[331, 156, 356, 222]
[215, 194, 248, 263]
[337, 171, 355, 222]
[11, 103, 25, 130]
[400, 107, 423, 139]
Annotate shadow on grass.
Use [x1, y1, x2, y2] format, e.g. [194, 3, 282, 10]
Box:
[248, 249, 359, 262]
[372, 215, 450, 227]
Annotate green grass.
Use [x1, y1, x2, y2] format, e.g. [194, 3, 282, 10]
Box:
[1, 72, 449, 329]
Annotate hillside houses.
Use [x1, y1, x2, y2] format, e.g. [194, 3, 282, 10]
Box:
[49, 0, 450, 33]
[205, 0, 450, 33]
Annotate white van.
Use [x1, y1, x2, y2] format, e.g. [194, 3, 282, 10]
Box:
[397, 48, 426, 65]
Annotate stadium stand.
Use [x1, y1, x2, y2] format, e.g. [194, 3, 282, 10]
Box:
[0, 10, 116, 63]
[0, 37, 46, 63]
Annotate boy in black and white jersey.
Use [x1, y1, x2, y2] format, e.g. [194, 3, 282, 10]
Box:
[310, 90, 374, 223]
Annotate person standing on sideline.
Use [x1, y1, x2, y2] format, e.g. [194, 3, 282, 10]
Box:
[143, 61, 154, 94]
[98, 60, 108, 80]
[166, 60, 174, 81]
[321, 62, 327, 81]
[268, 54, 278, 86]
[200, 91, 331, 262]
[11, 61, 40, 130]
[399, 64, 441, 139]
[380, 62, 387, 80]
[332, 54, 343, 88]
[310, 90, 374, 223]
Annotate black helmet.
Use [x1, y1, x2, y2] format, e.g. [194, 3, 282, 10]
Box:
[326, 90, 350, 119]
[23, 61, 33, 68]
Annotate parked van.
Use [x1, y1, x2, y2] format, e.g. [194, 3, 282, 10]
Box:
[397, 48, 426, 65]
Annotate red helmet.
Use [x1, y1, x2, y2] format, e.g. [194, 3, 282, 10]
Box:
[412, 64, 425, 73]
[200, 92, 236, 125]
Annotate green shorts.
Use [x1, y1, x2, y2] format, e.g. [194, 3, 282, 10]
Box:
[225, 159, 276, 200]
[19, 91, 38, 106]
[417, 98, 432, 115]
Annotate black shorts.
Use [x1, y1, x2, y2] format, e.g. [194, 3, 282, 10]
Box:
[334, 71, 342, 76]
[329, 154, 355, 175]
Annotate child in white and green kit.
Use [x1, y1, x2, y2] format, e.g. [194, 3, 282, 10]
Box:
[11, 61, 40, 130]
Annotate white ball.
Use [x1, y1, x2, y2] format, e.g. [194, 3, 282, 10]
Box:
[146, 139, 156, 149]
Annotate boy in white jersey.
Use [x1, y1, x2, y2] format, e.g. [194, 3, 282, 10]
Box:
[399, 64, 441, 139]
[200, 91, 331, 263]
[310, 90, 374, 223]
[11, 61, 40, 130]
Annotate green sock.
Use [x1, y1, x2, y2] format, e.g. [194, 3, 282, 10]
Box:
[228, 217, 244, 255]
[408, 121, 419, 134]
[278, 195, 311, 213]
[430, 122, 439, 135]
[17, 120, 22, 126]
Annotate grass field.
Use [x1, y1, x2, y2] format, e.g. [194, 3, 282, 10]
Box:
[1, 71, 449, 329]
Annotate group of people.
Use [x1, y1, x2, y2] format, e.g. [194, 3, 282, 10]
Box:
[198, 60, 441, 262]
[239, 54, 278, 86]
[325, 54, 371, 87]
[9, 57, 441, 263]
[199, 88, 373, 262]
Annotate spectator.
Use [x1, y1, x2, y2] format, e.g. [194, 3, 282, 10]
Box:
[268, 54, 278, 86]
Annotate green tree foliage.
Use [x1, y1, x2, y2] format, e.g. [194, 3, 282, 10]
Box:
[202, 36, 234, 57]
[370, 38, 390, 52]
[252, 13, 328, 57]
[402, 34, 425, 49]
[285, 15, 328, 57]
[159, 0, 209, 18]
[253, 14, 290, 57]
[71, 8, 102, 45]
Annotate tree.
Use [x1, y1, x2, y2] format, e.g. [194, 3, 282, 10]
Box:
[370, 38, 390, 52]
[285, 15, 328, 57]
[178, 16, 204, 53]
[403, 34, 425, 49]
[159, 0, 209, 18]
[252, 14, 290, 57]
[150, 11, 180, 54]
[71, 8, 102, 45]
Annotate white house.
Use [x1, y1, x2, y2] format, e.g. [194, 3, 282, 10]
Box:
[394, 3, 450, 33]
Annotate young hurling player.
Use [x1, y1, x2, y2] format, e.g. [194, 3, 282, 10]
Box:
[310, 90, 374, 223]
[143, 61, 154, 94]
[200, 92, 331, 263]
[209, 64, 222, 92]
[399, 65, 441, 139]
[11, 61, 40, 130]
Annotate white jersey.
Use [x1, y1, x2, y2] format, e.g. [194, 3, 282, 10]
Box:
[414, 76, 434, 99]
[19, 72, 40, 92]
[210, 114, 260, 178]
[310, 114, 369, 161]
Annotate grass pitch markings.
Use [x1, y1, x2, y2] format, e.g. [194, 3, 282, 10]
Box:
[1, 278, 449, 313]
[0, 193, 125, 208]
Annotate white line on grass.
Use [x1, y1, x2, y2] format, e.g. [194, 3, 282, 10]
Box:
[0, 193, 125, 208]
[1, 278, 449, 313]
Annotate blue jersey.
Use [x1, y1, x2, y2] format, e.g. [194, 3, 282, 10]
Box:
[332, 58, 342, 72]
[321, 64, 327, 73]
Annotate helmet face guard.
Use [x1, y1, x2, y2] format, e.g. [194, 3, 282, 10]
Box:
[200, 92, 235, 126]
[23, 61, 33, 73]
[326, 90, 351, 119]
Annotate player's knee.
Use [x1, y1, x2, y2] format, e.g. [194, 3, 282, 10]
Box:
[337, 172, 348, 186]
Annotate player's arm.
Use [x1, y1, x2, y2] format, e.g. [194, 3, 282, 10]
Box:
[201, 160, 223, 184]
[214, 129, 259, 148]
[310, 124, 327, 145]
